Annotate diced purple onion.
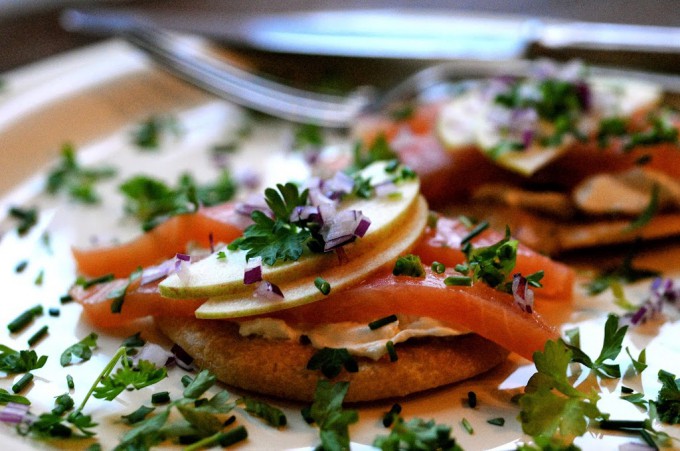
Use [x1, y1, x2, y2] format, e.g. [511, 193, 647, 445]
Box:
[235, 195, 272, 219]
[141, 258, 175, 286]
[317, 203, 337, 226]
[171, 343, 195, 371]
[0, 402, 30, 424]
[354, 216, 371, 238]
[322, 171, 355, 198]
[175, 254, 191, 284]
[253, 280, 285, 301]
[290, 205, 319, 223]
[234, 168, 261, 190]
[244, 256, 263, 285]
[512, 273, 534, 314]
[576, 81, 591, 111]
[209, 232, 215, 254]
[374, 181, 398, 198]
[324, 234, 356, 251]
[133, 342, 175, 368]
[522, 129, 535, 148]
[622, 277, 678, 326]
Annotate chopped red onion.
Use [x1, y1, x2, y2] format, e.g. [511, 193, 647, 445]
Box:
[236, 195, 272, 219]
[253, 280, 285, 301]
[322, 171, 355, 198]
[133, 342, 175, 368]
[171, 343, 195, 371]
[522, 129, 535, 148]
[335, 246, 349, 264]
[175, 254, 191, 284]
[317, 202, 337, 226]
[290, 205, 320, 223]
[374, 181, 398, 197]
[244, 256, 263, 285]
[320, 210, 371, 251]
[0, 402, 30, 424]
[354, 216, 371, 238]
[622, 277, 678, 326]
[234, 168, 261, 190]
[512, 273, 534, 314]
[324, 234, 356, 251]
[209, 232, 215, 254]
[141, 258, 176, 285]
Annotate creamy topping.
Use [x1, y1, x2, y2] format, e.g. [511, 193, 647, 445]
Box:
[237, 315, 468, 360]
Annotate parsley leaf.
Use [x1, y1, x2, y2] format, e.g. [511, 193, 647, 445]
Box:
[23, 394, 97, 438]
[183, 369, 216, 399]
[373, 416, 462, 451]
[93, 359, 167, 401]
[392, 254, 426, 278]
[350, 134, 398, 173]
[233, 211, 311, 265]
[0, 388, 30, 405]
[264, 183, 308, 221]
[585, 246, 659, 296]
[307, 348, 358, 379]
[237, 397, 287, 427]
[292, 123, 324, 150]
[121, 405, 155, 425]
[308, 380, 358, 451]
[0, 344, 48, 373]
[519, 339, 605, 446]
[60, 332, 98, 367]
[46, 143, 116, 204]
[654, 369, 680, 424]
[132, 114, 181, 149]
[564, 314, 627, 378]
[625, 183, 660, 232]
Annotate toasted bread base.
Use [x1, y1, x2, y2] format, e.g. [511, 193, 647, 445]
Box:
[156, 316, 509, 402]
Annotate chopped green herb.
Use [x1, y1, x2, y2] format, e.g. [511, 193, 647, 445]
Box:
[460, 221, 489, 245]
[368, 314, 398, 330]
[431, 261, 446, 274]
[626, 346, 648, 374]
[92, 358, 167, 401]
[27, 325, 48, 347]
[467, 391, 477, 408]
[121, 332, 146, 349]
[151, 391, 171, 405]
[15, 260, 28, 273]
[386, 341, 398, 362]
[563, 314, 627, 379]
[60, 332, 98, 367]
[0, 388, 30, 405]
[0, 345, 48, 373]
[60, 294, 74, 304]
[108, 267, 142, 314]
[597, 117, 628, 147]
[461, 417, 474, 435]
[487, 417, 505, 426]
[314, 277, 331, 295]
[76, 273, 115, 290]
[388, 103, 415, 121]
[625, 115, 679, 151]
[33, 269, 44, 286]
[463, 226, 518, 290]
[621, 392, 647, 409]
[183, 369, 216, 399]
[292, 123, 324, 150]
[382, 403, 402, 428]
[132, 114, 181, 149]
[66, 374, 74, 390]
[45, 143, 116, 204]
[307, 347, 358, 379]
[585, 245, 659, 296]
[12, 372, 33, 394]
[8, 206, 38, 236]
[374, 416, 462, 451]
[350, 134, 399, 173]
[308, 381, 358, 451]
[7, 305, 43, 333]
[122, 405, 155, 425]
[392, 254, 425, 278]
[48, 308, 60, 317]
[625, 184, 660, 232]
[654, 369, 680, 424]
[444, 275, 472, 287]
[237, 397, 287, 427]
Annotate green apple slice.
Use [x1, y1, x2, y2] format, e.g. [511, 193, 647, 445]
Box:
[195, 196, 428, 319]
[159, 161, 420, 299]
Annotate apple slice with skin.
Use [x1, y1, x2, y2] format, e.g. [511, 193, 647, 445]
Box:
[195, 196, 428, 319]
[159, 161, 420, 300]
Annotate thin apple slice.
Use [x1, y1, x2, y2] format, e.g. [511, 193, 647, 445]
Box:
[159, 161, 420, 299]
[195, 196, 428, 318]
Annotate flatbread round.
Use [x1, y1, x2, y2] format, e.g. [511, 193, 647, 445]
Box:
[156, 316, 508, 402]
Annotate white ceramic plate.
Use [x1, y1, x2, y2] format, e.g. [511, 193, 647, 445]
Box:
[1, 40, 679, 450]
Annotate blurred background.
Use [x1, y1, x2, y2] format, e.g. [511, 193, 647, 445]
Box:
[2, 0, 680, 81]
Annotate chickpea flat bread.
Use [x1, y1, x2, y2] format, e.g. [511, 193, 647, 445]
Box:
[2, 43, 680, 450]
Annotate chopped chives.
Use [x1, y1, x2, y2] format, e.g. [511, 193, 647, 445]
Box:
[467, 391, 477, 408]
[66, 374, 75, 390]
[461, 417, 474, 435]
[12, 372, 33, 393]
[621, 386, 635, 394]
[599, 419, 646, 430]
[217, 425, 248, 447]
[77, 273, 115, 290]
[15, 260, 28, 273]
[460, 221, 489, 245]
[386, 341, 398, 362]
[7, 305, 43, 333]
[181, 375, 194, 388]
[444, 276, 472, 287]
[431, 261, 446, 274]
[314, 277, 331, 295]
[48, 308, 60, 317]
[34, 269, 44, 286]
[487, 417, 505, 426]
[223, 415, 236, 427]
[151, 391, 170, 404]
[382, 403, 402, 427]
[369, 314, 398, 330]
[27, 325, 48, 347]
[60, 294, 74, 304]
